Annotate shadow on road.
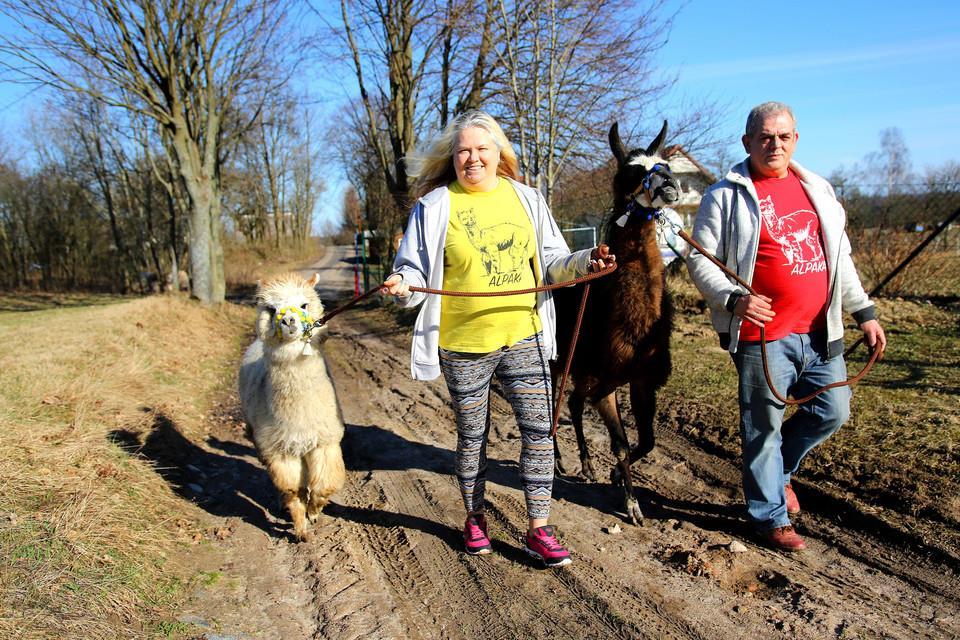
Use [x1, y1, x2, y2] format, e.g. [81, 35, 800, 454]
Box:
[343, 422, 745, 534]
[109, 410, 293, 540]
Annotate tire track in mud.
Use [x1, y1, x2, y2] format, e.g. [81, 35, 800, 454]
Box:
[307, 513, 407, 640]
[485, 492, 712, 640]
[321, 308, 960, 639]
[649, 423, 960, 606]
[575, 411, 960, 638]
[327, 319, 684, 638]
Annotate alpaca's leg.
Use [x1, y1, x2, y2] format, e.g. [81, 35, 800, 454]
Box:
[305, 443, 346, 522]
[628, 383, 656, 464]
[265, 454, 310, 541]
[595, 390, 643, 524]
[569, 390, 595, 481]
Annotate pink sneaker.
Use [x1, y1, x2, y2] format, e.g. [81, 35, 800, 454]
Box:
[524, 525, 572, 568]
[463, 514, 492, 555]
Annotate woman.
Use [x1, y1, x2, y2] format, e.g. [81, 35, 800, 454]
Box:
[381, 110, 613, 568]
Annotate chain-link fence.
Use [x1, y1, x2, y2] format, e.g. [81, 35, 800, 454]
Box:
[841, 187, 960, 299]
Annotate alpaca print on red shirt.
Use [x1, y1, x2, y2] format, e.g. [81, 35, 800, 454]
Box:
[740, 170, 828, 342]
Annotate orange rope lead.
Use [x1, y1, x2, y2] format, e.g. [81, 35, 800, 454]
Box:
[311, 264, 618, 440]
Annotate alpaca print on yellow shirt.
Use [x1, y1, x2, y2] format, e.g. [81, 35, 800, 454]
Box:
[440, 180, 541, 352]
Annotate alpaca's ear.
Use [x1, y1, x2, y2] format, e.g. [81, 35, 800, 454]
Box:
[307, 272, 320, 287]
[609, 122, 627, 165]
[646, 120, 668, 157]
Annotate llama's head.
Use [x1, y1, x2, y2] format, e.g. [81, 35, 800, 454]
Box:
[254, 272, 324, 350]
[609, 120, 681, 211]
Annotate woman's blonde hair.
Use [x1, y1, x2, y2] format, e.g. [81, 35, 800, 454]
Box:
[406, 110, 521, 200]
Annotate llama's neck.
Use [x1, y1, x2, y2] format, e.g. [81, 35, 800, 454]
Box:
[608, 205, 664, 317]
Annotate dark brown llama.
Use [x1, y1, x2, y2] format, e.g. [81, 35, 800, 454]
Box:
[552, 120, 680, 524]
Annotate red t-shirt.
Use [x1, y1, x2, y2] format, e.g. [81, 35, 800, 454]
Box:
[740, 170, 828, 342]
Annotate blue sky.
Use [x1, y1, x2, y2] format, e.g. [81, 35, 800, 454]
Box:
[660, 0, 960, 178]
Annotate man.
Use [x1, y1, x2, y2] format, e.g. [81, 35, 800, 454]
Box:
[686, 102, 886, 552]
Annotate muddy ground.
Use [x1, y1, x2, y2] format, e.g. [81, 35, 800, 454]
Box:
[159, 248, 959, 640]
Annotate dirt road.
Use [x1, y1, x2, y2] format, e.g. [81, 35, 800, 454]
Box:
[171, 253, 959, 640]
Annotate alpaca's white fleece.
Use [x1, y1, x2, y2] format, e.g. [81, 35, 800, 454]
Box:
[239, 274, 343, 459]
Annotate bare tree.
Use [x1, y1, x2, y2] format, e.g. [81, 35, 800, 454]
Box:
[492, 0, 676, 205]
[65, 95, 136, 292]
[0, 0, 299, 303]
[924, 161, 960, 193]
[322, 0, 497, 209]
[225, 97, 324, 249]
[863, 127, 915, 196]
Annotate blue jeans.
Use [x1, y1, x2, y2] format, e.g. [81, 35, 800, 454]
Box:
[732, 331, 850, 530]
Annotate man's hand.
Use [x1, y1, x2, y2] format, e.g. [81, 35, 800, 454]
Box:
[381, 274, 410, 298]
[860, 319, 887, 359]
[589, 243, 616, 272]
[734, 293, 775, 328]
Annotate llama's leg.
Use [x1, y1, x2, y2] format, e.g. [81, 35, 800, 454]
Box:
[569, 390, 596, 481]
[594, 391, 643, 524]
[305, 443, 346, 522]
[264, 454, 310, 542]
[550, 368, 569, 476]
[628, 383, 656, 464]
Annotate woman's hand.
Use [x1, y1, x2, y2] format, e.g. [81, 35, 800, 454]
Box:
[589, 243, 616, 272]
[381, 273, 410, 298]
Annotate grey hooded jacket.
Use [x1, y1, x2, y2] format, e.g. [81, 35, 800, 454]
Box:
[686, 159, 876, 357]
[391, 177, 594, 380]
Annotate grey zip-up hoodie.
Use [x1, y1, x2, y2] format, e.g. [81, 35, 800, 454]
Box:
[686, 159, 876, 357]
[391, 178, 593, 380]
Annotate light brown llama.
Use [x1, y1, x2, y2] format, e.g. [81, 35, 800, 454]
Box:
[239, 272, 345, 541]
[553, 121, 681, 524]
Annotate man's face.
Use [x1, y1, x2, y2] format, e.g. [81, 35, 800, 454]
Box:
[742, 111, 798, 179]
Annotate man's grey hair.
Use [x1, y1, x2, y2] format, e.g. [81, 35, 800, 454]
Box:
[745, 102, 796, 136]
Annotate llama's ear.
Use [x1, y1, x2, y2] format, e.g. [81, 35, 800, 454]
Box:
[307, 272, 320, 287]
[609, 122, 627, 165]
[646, 120, 668, 157]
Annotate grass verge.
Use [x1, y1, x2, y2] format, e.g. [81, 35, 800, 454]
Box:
[0, 294, 251, 639]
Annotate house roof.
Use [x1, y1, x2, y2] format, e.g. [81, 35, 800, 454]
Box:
[663, 144, 718, 183]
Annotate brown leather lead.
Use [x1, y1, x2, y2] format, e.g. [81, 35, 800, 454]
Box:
[675, 225, 879, 405]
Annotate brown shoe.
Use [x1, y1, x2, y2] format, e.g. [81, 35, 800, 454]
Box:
[763, 525, 806, 552]
[784, 483, 801, 516]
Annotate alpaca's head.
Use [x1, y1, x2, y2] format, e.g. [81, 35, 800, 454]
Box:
[254, 272, 324, 347]
[609, 120, 681, 211]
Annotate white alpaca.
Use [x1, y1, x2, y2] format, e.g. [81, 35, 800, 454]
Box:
[239, 272, 345, 541]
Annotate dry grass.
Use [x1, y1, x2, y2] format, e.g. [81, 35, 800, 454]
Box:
[849, 227, 960, 298]
[0, 291, 132, 312]
[0, 294, 251, 639]
[224, 237, 326, 293]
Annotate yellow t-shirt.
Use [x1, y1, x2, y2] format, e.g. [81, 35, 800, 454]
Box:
[439, 179, 541, 352]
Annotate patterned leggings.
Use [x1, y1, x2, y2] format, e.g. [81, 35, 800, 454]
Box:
[438, 333, 555, 520]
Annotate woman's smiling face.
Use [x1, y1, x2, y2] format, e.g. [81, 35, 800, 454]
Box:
[453, 126, 501, 192]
